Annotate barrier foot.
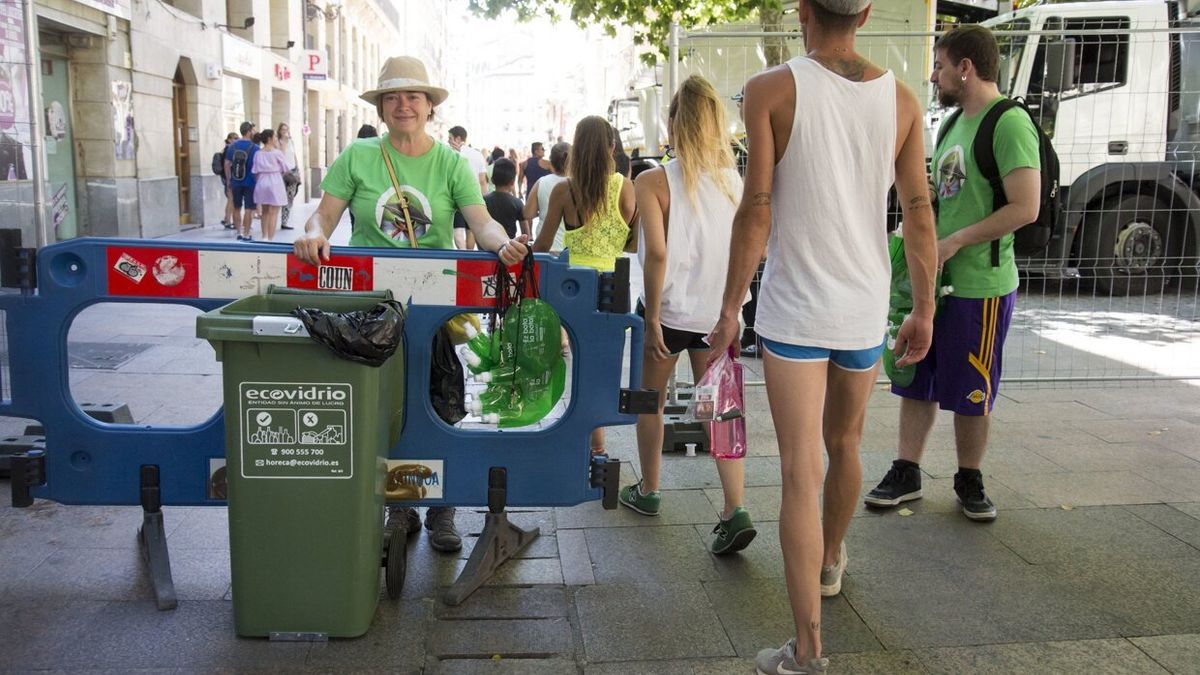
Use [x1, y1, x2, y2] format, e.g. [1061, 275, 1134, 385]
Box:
[136, 465, 177, 611]
[443, 467, 539, 607]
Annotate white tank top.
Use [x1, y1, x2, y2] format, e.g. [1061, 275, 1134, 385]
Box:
[755, 56, 896, 349]
[535, 173, 568, 251]
[639, 162, 749, 334]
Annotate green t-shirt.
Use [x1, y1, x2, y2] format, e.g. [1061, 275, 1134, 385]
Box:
[933, 97, 1041, 298]
[320, 135, 484, 250]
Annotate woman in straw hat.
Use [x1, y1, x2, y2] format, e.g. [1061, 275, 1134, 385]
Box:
[293, 56, 529, 554]
[293, 56, 529, 265]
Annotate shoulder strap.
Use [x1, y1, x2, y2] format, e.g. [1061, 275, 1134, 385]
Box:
[973, 98, 1019, 267]
[935, 108, 963, 151]
[379, 138, 419, 248]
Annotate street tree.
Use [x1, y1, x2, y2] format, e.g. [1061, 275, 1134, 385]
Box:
[468, 0, 792, 67]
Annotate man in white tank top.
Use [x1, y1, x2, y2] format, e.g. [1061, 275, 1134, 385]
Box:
[705, 1, 939, 672]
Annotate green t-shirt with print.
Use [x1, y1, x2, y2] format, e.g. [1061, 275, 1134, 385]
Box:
[320, 135, 483, 250]
[933, 97, 1041, 298]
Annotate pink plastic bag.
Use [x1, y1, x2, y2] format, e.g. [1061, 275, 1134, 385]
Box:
[686, 345, 746, 460]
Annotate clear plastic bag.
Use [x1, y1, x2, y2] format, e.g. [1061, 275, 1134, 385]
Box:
[685, 345, 747, 460]
[686, 345, 744, 423]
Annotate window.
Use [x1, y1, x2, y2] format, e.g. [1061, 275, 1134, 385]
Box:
[994, 18, 1032, 96]
[1030, 17, 1131, 99]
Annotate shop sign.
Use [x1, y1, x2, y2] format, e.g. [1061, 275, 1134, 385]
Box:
[74, 0, 131, 20]
[302, 50, 327, 80]
[222, 34, 261, 78]
[273, 63, 292, 83]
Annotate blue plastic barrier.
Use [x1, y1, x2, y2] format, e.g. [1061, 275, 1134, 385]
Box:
[0, 238, 643, 509]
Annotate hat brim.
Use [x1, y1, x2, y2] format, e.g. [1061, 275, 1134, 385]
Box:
[361, 85, 449, 107]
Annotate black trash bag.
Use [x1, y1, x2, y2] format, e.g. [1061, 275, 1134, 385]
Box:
[430, 325, 467, 424]
[291, 300, 406, 367]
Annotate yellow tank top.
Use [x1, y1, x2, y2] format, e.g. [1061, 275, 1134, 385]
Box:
[564, 173, 628, 272]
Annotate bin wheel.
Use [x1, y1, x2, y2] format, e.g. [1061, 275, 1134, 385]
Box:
[385, 529, 407, 600]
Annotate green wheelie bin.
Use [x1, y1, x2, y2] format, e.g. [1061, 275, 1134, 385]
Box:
[197, 286, 404, 638]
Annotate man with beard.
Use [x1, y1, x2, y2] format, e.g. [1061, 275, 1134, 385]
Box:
[865, 25, 1041, 522]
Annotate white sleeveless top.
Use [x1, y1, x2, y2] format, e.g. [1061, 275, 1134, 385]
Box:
[755, 56, 896, 349]
[535, 173, 568, 251]
[639, 162, 749, 334]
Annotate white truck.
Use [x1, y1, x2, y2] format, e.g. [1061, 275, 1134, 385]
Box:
[963, 0, 1200, 294]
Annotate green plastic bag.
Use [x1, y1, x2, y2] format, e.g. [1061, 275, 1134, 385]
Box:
[468, 298, 566, 428]
[883, 232, 951, 387]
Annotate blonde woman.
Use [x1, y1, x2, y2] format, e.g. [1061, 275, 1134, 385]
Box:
[617, 75, 754, 554]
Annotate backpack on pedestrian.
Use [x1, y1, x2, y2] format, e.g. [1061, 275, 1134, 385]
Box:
[936, 97, 1061, 262]
[211, 151, 225, 176]
[229, 143, 251, 182]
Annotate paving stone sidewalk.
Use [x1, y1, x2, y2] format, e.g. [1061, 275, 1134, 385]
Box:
[3, 380, 1199, 673]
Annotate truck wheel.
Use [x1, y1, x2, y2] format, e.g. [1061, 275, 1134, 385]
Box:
[1082, 195, 1172, 296]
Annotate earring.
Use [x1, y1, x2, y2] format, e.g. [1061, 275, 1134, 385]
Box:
[961, 75, 967, 82]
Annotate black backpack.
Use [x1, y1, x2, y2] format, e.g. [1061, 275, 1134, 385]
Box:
[936, 98, 1061, 263]
[229, 143, 250, 182]
[211, 151, 224, 176]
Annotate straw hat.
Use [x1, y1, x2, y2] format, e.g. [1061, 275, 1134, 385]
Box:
[359, 56, 449, 107]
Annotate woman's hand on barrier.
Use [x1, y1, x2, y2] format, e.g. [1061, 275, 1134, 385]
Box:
[498, 234, 530, 266]
[293, 231, 331, 266]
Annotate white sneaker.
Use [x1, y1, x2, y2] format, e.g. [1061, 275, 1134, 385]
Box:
[755, 639, 829, 675]
[819, 541, 847, 597]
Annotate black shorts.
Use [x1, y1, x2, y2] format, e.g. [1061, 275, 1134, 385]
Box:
[453, 211, 468, 229]
[636, 301, 710, 354]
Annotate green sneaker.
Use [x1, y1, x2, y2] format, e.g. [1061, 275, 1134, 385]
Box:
[618, 482, 661, 516]
[710, 507, 756, 555]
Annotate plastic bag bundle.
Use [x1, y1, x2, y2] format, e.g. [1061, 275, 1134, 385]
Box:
[465, 256, 566, 428]
[686, 345, 746, 460]
[291, 300, 406, 367]
[883, 232, 951, 387]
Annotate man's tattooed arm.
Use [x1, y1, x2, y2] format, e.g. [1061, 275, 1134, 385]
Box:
[751, 192, 771, 207]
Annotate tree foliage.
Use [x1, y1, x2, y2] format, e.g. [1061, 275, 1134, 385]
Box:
[468, 0, 785, 66]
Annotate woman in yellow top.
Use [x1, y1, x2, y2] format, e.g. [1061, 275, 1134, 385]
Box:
[534, 115, 635, 454]
[534, 116, 635, 271]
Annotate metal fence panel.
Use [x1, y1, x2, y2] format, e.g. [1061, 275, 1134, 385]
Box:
[661, 24, 1199, 386]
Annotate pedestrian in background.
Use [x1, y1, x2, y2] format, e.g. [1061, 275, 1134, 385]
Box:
[224, 121, 258, 241]
[217, 132, 238, 230]
[522, 142, 552, 198]
[250, 128, 289, 242]
[483, 157, 529, 238]
[533, 116, 635, 455]
[523, 141, 569, 252]
[277, 122, 301, 231]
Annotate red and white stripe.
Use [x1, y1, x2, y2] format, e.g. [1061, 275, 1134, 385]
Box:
[105, 246, 535, 306]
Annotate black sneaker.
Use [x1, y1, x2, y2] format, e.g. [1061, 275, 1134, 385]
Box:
[864, 460, 923, 508]
[953, 469, 997, 521]
[424, 506, 462, 552]
[385, 505, 421, 536]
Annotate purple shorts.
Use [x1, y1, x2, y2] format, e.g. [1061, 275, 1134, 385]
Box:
[891, 291, 1016, 416]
